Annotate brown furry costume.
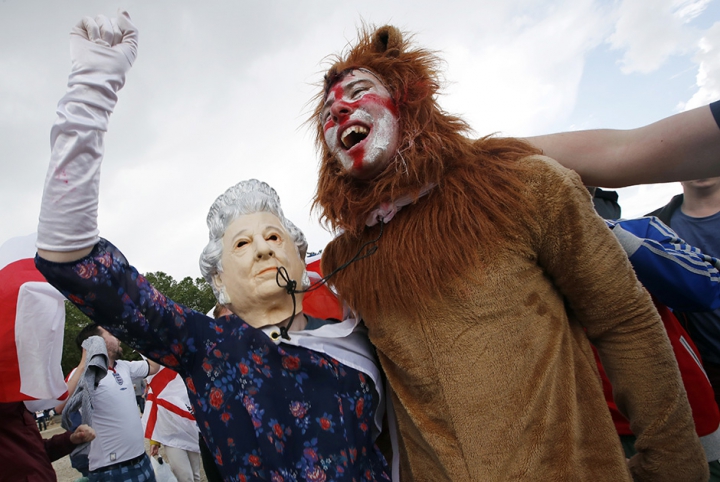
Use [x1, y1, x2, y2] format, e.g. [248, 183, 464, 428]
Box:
[313, 26, 707, 481]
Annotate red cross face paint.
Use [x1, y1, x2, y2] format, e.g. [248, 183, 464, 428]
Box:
[321, 70, 400, 180]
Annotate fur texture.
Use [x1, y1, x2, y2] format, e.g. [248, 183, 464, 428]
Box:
[312, 25, 541, 318]
[310, 25, 707, 481]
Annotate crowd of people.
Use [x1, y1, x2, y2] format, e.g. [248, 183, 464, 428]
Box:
[4, 9, 720, 482]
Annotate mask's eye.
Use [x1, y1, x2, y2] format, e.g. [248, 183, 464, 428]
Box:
[267, 234, 280, 242]
[236, 240, 248, 248]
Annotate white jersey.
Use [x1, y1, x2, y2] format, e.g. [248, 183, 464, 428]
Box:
[141, 367, 200, 453]
[88, 359, 149, 471]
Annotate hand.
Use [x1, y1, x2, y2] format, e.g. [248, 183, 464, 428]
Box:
[69, 10, 138, 94]
[149, 443, 160, 457]
[36, 11, 137, 256]
[69, 424, 96, 444]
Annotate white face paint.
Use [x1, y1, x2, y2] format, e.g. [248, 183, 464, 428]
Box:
[321, 70, 400, 180]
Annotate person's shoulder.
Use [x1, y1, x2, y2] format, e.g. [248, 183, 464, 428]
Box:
[517, 154, 572, 175]
[114, 359, 132, 371]
[514, 154, 583, 192]
[646, 194, 683, 219]
[116, 359, 146, 370]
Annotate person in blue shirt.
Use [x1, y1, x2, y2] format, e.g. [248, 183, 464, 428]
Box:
[607, 215, 720, 313]
[646, 177, 720, 412]
[604, 215, 720, 480]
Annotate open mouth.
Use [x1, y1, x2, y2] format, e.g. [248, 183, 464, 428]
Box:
[340, 125, 369, 150]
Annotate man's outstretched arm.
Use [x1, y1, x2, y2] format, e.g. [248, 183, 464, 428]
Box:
[525, 102, 720, 188]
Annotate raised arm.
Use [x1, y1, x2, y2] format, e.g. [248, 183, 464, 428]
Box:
[525, 103, 720, 187]
[33, 13, 199, 372]
[54, 349, 88, 414]
[37, 11, 138, 262]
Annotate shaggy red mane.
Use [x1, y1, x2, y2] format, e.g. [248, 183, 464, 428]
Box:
[311, 25, 542, 317]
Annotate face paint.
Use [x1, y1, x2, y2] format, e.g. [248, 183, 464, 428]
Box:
[321, 70, 400, 180]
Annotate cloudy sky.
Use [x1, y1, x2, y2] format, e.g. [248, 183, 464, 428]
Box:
[1, 0, 719, 280]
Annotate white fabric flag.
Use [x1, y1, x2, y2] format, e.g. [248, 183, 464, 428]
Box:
[0, 233, 68, 410]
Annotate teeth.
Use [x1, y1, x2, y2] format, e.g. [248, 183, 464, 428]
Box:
[341, 125, 369, 148]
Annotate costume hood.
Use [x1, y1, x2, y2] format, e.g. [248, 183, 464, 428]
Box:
[312, 25, 541, 317]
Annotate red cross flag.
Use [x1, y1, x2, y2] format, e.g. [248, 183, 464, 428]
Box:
[142, 366, 198, 450]
[304, 254, 344, 321]
[0, 233, 68, 410]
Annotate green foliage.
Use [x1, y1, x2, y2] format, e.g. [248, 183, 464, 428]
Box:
[143, 272, 217, 314]
[61, 271, 217, 374]
[61, 300, 144, 375]
[61, 302, 92, 375]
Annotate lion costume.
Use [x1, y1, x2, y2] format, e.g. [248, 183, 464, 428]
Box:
[313, 26, 706, 481]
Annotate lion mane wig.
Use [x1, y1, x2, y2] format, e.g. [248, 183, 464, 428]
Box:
[312, 25, 542, 319]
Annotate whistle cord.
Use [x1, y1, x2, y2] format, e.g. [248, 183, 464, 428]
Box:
[274, 221, 385, 339]
[276, 271, 298, 340]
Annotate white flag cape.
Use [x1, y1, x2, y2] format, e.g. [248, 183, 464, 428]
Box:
[0, 233, 68, 410]
[142, 366, 200, 453]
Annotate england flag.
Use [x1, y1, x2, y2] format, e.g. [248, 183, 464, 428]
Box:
[0, 233, 68, 410]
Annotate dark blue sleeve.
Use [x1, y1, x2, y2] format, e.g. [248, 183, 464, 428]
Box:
[611, 217, 720, 311]
[35, 238, 203, 377]
[710, 100, 720, 130]
[36, 240, 392, 481]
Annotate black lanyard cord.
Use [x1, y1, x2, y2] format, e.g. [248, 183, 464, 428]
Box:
[274, 221, 385, 338]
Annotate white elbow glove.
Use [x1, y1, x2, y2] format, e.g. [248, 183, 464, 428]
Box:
[37, 11, 138, 251]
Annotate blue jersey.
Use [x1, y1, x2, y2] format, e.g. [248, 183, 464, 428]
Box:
[665, 208, 720, 365]
[608, 216, 720, 312]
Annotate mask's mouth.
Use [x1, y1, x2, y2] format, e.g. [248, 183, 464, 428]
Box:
[340, 125, 369, 150]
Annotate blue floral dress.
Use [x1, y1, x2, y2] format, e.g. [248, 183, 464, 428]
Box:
[36, 239, 390, 482]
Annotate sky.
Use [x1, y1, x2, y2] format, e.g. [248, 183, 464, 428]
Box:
[1, 0, 719, 280]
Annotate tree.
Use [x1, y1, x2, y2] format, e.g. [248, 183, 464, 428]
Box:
[61, 271, 217, 374]
[61, 301, 143, 375]
[61, 302, 92, 375]
[143, 272, 217, 314]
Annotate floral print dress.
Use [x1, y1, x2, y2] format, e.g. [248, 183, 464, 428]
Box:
[37, 239, 391, 482]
